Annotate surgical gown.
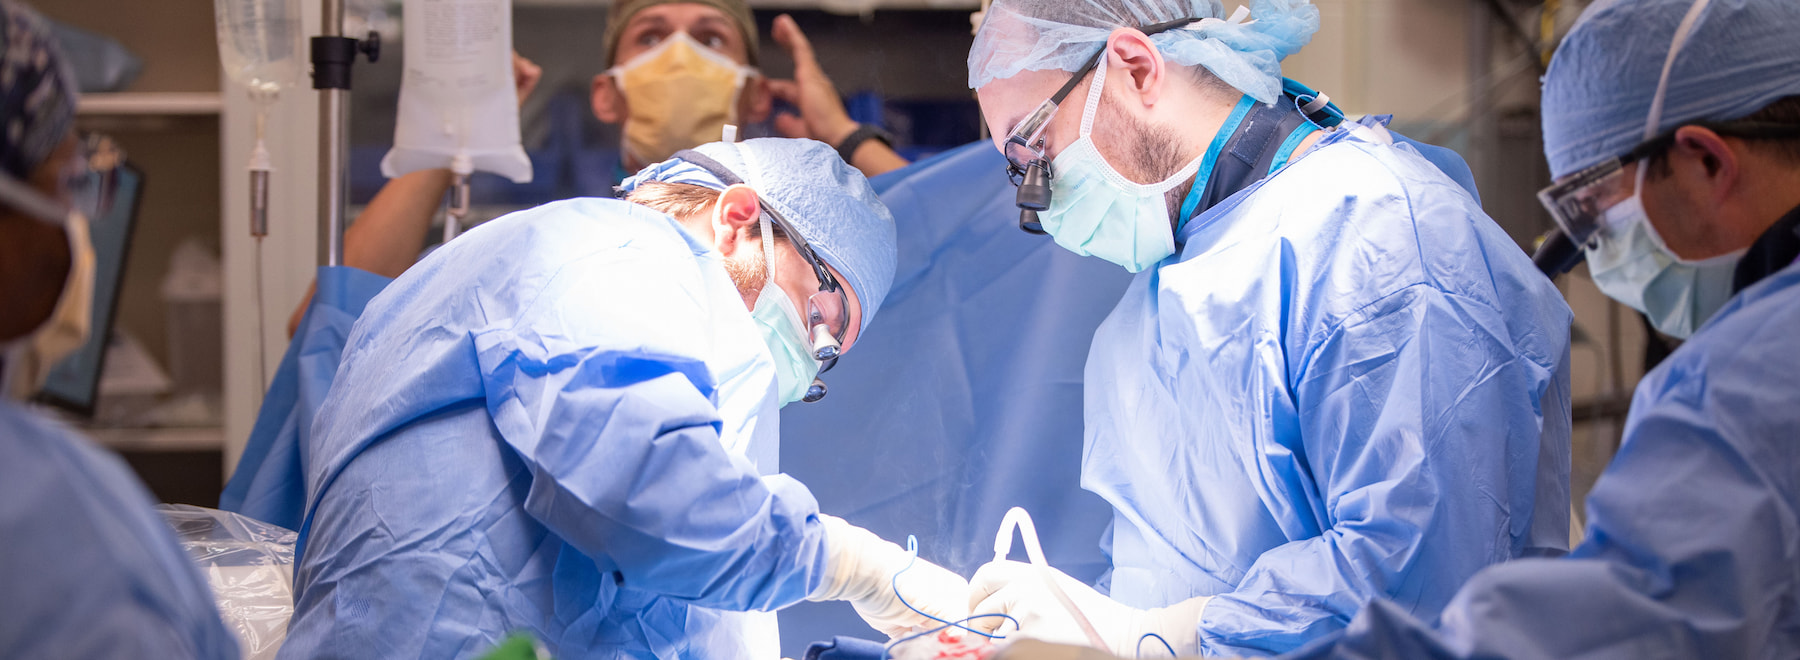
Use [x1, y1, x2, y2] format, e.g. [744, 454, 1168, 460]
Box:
[220, 264, 392, 531]
[279, 198, 827, 660]
[0, 400, 239, 659]
[1083, 118, 1573, 656]
[1291, 258, 1800, 660]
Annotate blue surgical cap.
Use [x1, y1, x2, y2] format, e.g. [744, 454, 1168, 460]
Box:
[967, 0, 1319, 105]
[0, 0, 77, 180]
[621, 138, 899, 338]
[1542, 0, 1800, 179]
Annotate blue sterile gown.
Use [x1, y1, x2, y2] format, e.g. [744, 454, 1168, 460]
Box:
[220, 265, 392, 531]
[0, 400, 239, 659]
[278, 198, 825, 660]
[1290, 257, 1800, 660]
[1083, 118, 1573, 656]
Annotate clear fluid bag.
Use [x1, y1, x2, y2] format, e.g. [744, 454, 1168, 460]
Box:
[213, 0, 303, 104]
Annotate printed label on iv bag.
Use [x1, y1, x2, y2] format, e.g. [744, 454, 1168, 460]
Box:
[381, 0, 532, 183]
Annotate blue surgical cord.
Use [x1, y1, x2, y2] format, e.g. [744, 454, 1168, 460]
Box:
[881, 614, 1024, 660]
[892, 535, 1010, 639]
[1136, 632, 1177, 658]
[878, 539, 1022, 660]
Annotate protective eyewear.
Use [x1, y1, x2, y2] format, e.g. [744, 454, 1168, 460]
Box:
[68, 133, 126, 221]
[1001, 17, 1203, 235]
[659, 149, 852, 402]
[0, 132, 125, 226]
[760, 201, 851, 370]
[1538, 121, 1800, 248]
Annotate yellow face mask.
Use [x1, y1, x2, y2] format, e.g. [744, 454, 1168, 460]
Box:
[609, 32, 755, 166]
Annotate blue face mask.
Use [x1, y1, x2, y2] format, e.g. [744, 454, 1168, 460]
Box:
[1035, 62, 1203, 273]
[1587, 163, 1743, 339]
[747, 215, 822, 406]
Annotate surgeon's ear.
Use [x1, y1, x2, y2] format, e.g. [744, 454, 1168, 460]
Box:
[592, 73, 627, 124]
[741, 75, 773, 124]
[1106, 27, 1167, 108]
[710, 184, 763, 259]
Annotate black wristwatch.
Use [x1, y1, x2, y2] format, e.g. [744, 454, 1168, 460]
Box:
[836, 123, 895, 164]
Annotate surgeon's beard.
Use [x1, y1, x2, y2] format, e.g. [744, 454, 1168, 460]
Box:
[1099, 100, 1197, 226]
[721, 240, 771, 308]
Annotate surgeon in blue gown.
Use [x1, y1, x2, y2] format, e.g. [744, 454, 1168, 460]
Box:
[0, 3, 238, 656]
[961, 1, 1573, 656]
[1291, 1, 1800, 657]
[279, 138, 970, 660]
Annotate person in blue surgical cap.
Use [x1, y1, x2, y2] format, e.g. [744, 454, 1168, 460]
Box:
[0, 2, 238, 657]
[961, 0, 1574, 655]
[279, 138, 970, 660]
[1286, 0, 1800, 657]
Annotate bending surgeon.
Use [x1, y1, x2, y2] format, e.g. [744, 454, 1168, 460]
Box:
[0, 2, 238, 656]
[278, 138, 968, 660]
[963, 0, 1573, 655]
[1293, 0, 1800, 657]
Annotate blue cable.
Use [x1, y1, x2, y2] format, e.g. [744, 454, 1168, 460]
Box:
[881, 614, 1024, 660]
[891, 535, 1014, 640]
[1136, 632, 1177, 658]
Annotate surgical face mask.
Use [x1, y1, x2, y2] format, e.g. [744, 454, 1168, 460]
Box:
[745, 212, 821, 406]
[608, 32, 756, 166]
[1035, 62, 1204, 273]
[0, 174, 96, 399]
[1586, 163, 1742, 339]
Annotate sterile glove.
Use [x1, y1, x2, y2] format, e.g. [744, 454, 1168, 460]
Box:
[808, 515, 971, 638]
[968, 560, 1211, 655]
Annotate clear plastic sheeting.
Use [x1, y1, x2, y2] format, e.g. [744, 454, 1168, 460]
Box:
[159, 504, 297, 660]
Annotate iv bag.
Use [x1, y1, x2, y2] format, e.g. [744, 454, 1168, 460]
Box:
[381, 0, 532, 183]
[213, 0, 303, 102]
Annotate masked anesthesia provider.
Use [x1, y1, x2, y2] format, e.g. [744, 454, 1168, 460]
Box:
[962, 1, 1573, 655]
[1289, 1, 1800, 657]
[278, 138, 968, 660]
[0, 2, 239, 657]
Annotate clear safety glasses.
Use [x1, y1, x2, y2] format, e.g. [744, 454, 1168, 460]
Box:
[1538, 121, 1800, 247]
[761, 201, 852, 372]
[70, 133, 126, 220]
[1000, 17, 1202, 235]
[0, 132, 124, 226]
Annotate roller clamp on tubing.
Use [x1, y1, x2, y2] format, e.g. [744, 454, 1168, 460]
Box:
[312, 31, 381, 90]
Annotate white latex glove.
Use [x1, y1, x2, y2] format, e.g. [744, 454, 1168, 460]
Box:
[808, 515, 971, 638]
[967, 560, 1211, 655]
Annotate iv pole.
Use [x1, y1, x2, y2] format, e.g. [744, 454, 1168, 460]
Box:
[311, 0, 378, 266]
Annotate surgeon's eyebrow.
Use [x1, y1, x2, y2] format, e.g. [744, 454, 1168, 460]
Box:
[625, 13, 671, 33]
[690, 15, 735, 34]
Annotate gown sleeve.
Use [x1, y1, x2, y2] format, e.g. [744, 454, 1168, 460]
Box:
[1198, 284, 1567, 655]
[1291, 315, 1800, 660]
[470, 250, 831, 614]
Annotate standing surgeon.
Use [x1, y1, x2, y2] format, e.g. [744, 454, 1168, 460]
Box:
[277, 138, 968, 659]
[1288, 0, 1800, 657]
[962, 1, 1574, 656]
[0, 2, 239, 657]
